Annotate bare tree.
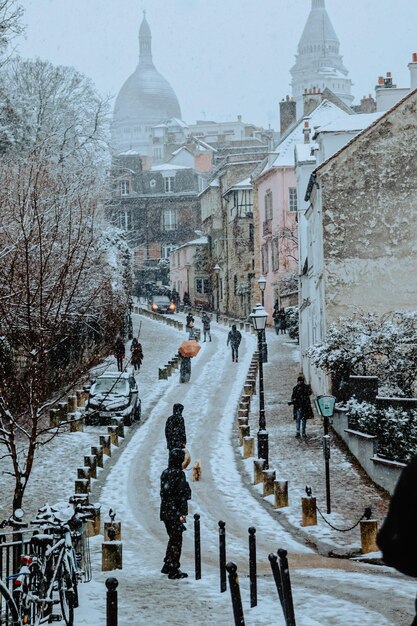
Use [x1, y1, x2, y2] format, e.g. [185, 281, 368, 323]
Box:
[0, 58, 130, 510]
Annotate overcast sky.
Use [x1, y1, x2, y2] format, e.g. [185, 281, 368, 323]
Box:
[17, 0, 417, 129]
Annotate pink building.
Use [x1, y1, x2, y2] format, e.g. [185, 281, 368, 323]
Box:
[254, 100, 348, 319]
[170, 237, 210, 307]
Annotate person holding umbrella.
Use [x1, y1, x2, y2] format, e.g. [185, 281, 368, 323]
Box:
[178, 337, 201, 383]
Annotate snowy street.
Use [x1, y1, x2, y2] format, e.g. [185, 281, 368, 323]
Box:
[73, 312, 416, 625]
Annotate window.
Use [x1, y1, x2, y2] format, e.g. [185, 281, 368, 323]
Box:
[120, 210, 132, 231]
[120, 180, 130, 196]
[161, 244, 176, 259]
[165, 176, 174, 193]
[154, 147, 163, 160]
[288, 187, 298, 212]
[234, 274, 238, 295]
[196, 278, 210, 294]
[262, 242, 269, 274]
[162, 209, 177, 231]
[272, 238, 279, 271]
[264, 190, 273, 220]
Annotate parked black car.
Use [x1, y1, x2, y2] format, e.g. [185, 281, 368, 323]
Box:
[85, 370, 141, 426]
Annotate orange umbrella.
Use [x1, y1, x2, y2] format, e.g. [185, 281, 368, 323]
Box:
[179, 339, 201, 358]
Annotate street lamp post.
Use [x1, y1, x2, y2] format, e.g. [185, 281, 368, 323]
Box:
[250, 303, 269, 469]
[315, 395, 336, 514]
[214, 263, 221, 322]
[257, 276, 268, 363]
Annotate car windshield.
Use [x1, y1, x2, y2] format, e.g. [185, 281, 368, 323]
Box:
[91, 378, 129, 395]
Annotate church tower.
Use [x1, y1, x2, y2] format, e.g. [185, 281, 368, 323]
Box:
[111, 12, 182, 155]
[290, 0, 353, 117]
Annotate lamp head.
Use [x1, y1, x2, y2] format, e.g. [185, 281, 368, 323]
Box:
[257, 275, 267, 291]
[315, 395, 336, 418]
[250, 303, 268, 331]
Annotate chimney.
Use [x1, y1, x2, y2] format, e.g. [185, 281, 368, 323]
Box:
[303, 121, 311, 144]
[384, 72, 393, 87]
[408, 52, 417, 90]
[378, 76, 384, 85]
[279, 95, 297, 135]
[237, 115, 242, 123]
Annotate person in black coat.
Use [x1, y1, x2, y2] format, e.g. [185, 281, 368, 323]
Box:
[227, 324, 242, 362]
[160, 448, 192, 579]
[289, 375, 313, 438]
[114, 336, 125, 372]
[165, 403, 186, 451]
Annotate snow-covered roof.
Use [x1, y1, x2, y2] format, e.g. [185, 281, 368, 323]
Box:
[174, 236, 208, 250]
[224, 177, 252, 194]
[261, 100, 349, 172]
[117, 149, 141, 156]
[210, 178, 220, 187]
[151, 163, 190, 172]
[295, 143, 318, 163]
[315, 112, 384, 135]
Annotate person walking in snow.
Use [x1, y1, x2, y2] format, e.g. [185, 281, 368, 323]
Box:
[227, 324, 242, 363]
[185, 312, 195, 338]
[179, 352, 192, 383]
[160, 448, 192, 579]
[165, 403, 187, 451]
[289, 374, 314, 438]
[114, 335, 125, 372]
[201, 312, 211, 342]
[130, 338, 143, 371]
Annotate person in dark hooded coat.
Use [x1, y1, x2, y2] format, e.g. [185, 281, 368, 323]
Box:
[160, 448, 192, 579]
[165, 403, 186, 451]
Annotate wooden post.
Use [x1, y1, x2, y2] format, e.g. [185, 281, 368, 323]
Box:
[76, 389, 86, 407]
[100, 435, 112, 457]
[301, 496, 317, 526]
[166, 363, 173, 377]
[58, 401, 68, 421]
[108, 427, 119, 447]
[87, 504, 101, 537]
[102, 542, 122, 571]
[274, 480, 289, 508]
[263, 470, 276, 497]
[67, 395, 77, 413]
[115, 421, 124, 439]
[238, 407, 249, 419]
[158, 367, 168, 380]
[91, 445, 104, 468]
[49, 408, 61, 428]
[239, 424, 250, 446]
[244, 383, 253, 397]
[360, 519, 378, 554]
[253, 459, 266, 484]
[243, 436, 255, 459]
[69, 413, 84, 432]
[237, 416, 249, 427]
[75, 479, 90, 494]
[84, 455, 97, 479]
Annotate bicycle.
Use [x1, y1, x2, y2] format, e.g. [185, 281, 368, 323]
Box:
[0, 510, 27, 626]
[12, 502, 92, 626]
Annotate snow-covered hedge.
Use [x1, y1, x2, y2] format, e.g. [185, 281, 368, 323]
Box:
[285, 306, 299, 341]
[344, 398, 417, 462]
[309, 311, 417, 397]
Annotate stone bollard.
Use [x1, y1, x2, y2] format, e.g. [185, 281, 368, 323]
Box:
[243, 436, 255, 459]
[87, 503, 101, 537]
[49, 408, 61, 428]
[84, 455, 97, 479]
[253, 459, 266, 485]
[69, 412, 84, 433]
[239, 424, 250, 446]
[102, 542, 122, 572]
[158, 367, 168, 380]
[67, 395, 77, 413]
[263, 470, 276, 497]
[108, 427, 119, 447]
[244, 383, 253, 397]
[75, 479, 90, 494]
[237, 416, 249, 427]
[360, 519, 378, 554]
[76, 389, 86, 408]
[100, 435, 112, 457]
[58, 401, 68, 421]
[274, 480, 289, 508]
[301, 495, 317, 527]
[91, 445, 104, 468]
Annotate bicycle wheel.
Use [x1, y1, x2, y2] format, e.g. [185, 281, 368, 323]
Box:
[25, 561, 49, 625]
[58, 568, 74, 626]
[0, 577, 22, 626]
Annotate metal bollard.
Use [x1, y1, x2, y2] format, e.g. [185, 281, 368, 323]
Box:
[269, 552, 285, 615]
[226, 562, 245, 625]
[106, 577, 118, 626]
[219, 520, 226, 593]
[278, 549, 297, 626]
[194, 513, 201, 580]
[248, 527, 257, 608]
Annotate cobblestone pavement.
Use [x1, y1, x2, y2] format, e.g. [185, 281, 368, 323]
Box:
[242, 328, 390, 556]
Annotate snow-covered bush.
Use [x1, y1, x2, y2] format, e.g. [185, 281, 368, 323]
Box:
[309, 311, 417, 397]
[285, 306, 299, 341]
[344, 399, 417, 462]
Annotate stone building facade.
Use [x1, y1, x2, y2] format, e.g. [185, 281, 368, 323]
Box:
[301, 89, 417, 393]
